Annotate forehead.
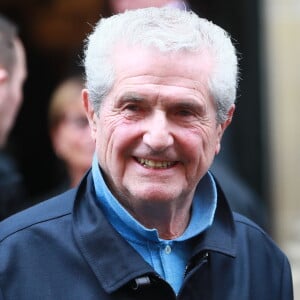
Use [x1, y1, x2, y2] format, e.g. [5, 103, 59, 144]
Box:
[60, 95, 84, 113]
[111, 43, 214, 93]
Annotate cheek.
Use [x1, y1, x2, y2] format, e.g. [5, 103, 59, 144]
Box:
[96, 120, 138, 174]
[97, 113, 133, 146]
[98, 125, 131, 157]
[95, 118, 119, 160]
[55, 131, 73, 153]
[184, 126, 220, 164]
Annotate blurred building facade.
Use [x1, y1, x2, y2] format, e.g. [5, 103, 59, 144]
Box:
[263, 0, 300, 298]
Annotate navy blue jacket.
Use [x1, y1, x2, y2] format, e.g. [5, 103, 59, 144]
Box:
[0, 150, 28, 220]
[0, 171, 293, 299]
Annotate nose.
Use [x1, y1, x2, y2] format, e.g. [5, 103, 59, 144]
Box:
[143, 110, 174, 151]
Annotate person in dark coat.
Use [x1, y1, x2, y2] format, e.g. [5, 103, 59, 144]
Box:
[0, 14, 28, 220]
[0, 7, 293, 299]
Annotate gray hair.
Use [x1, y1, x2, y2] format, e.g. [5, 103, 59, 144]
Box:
[83, 7, 239, 123]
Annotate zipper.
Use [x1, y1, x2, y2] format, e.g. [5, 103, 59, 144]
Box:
[184, 251, 209, 277]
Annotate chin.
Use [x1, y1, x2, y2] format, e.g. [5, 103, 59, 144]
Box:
[132, 188, 181, 203]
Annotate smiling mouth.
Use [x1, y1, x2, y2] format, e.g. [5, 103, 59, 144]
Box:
[136, 158, 177, 169]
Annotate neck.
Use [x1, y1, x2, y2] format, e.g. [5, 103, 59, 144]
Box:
[125, 198, 193, 240]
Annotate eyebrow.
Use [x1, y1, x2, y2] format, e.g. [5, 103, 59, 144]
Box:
[116, 91, 207, 110]
[116, 92, 146, 107]
[120, 92, 145, 102]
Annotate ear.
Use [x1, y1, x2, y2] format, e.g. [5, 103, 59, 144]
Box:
[0, 68, 8, 113]
[215, 104, 235, 155]
[220, 104, 235, 132]
[82, 89, 98, 141]
[0, 68, 8, 83]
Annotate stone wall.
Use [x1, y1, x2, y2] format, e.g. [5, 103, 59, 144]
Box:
[263, 0, 300, 298]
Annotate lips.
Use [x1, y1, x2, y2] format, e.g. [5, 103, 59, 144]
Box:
[136, 157, 177, 169]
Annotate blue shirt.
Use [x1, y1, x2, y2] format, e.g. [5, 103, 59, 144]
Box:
[92, 154, 217, 294]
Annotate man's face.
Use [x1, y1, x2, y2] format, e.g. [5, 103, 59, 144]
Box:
[83, 44, 233, 212]
[0, 38, 27, 146]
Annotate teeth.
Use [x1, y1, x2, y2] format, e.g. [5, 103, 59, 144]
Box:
[137, 158, 174, 169]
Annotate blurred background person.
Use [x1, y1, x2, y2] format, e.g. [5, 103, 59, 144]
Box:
[107, 0, 188, 12]
[36, 75, 95, 200]
[0, 14, 28, 220]
[104, 0, 268, 230]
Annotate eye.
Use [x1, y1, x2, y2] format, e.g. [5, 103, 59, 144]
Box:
[176, 109, 194, 117]
[174, 106, 197, 119]
[124, 103, 141, 112]
[170, 104, 203, 124]
[121, 101, 147, 120]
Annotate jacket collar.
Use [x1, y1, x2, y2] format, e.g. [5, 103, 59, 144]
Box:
[192, 181, 237, 258]
[72, 171, 236, 293]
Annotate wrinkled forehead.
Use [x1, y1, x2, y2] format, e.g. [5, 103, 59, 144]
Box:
[111, 42, 214, 82]
[105, 43, 215, 110]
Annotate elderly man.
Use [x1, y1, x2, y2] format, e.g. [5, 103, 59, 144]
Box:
[106, 0, 268, 231]
[0, 7, 293, 299]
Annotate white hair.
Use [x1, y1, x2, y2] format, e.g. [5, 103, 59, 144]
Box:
[83, 7, 239, 123]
